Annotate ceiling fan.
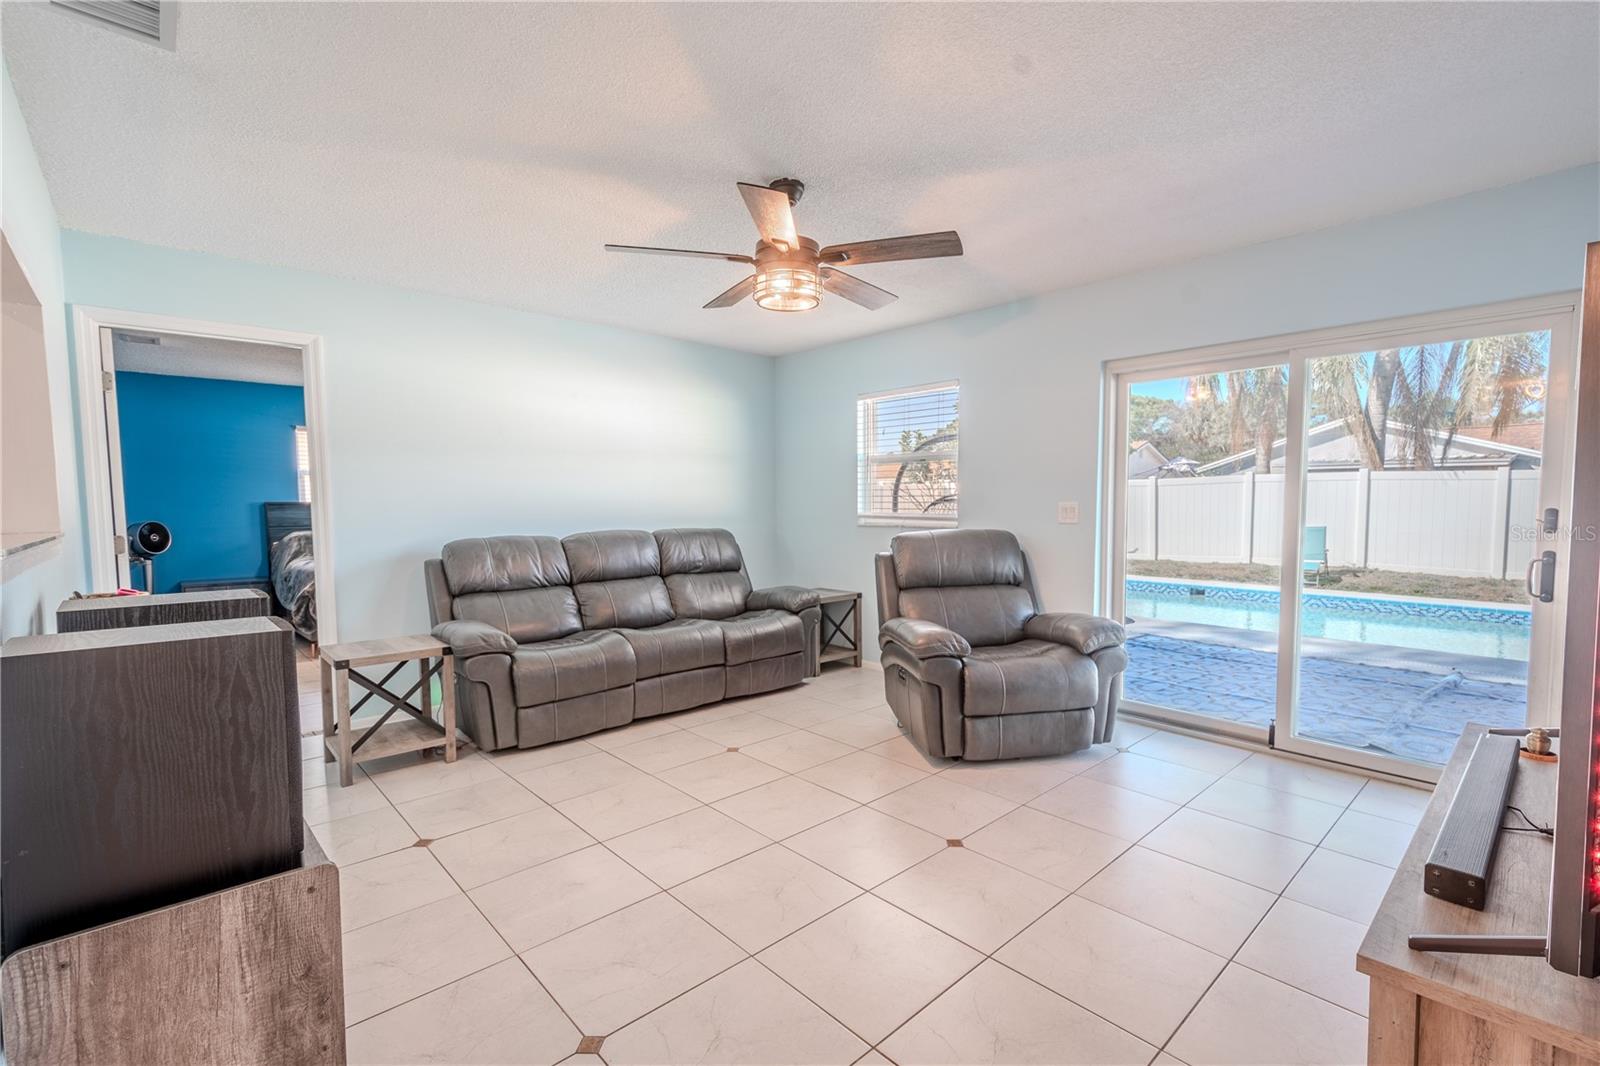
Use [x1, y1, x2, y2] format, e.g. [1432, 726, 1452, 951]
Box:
[605, 179, 963, 312]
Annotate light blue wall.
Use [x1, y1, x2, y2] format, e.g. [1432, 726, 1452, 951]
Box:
[60, 233, 779, 642]
[116, 372, 306, 593]
[20, 66, 1597, 651]
[0, 63, 90, 638]
[773, 165, 1600, 656]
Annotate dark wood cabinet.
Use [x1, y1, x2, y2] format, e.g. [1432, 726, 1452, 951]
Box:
[56, 588, 271, 632]
[0, 617, 303, 956]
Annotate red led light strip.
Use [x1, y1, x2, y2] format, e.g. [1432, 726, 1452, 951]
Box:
[1591, 670, 1599, 906]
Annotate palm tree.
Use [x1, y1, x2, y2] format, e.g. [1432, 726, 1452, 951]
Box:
[1310, 334, 1545, 470]
[1310, 349, 1399, 469]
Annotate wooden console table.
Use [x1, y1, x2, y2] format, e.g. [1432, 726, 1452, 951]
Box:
[0, 831, 344, 1065]
[321, 635, 456, 786]
[1357, 723, 1599, 1065]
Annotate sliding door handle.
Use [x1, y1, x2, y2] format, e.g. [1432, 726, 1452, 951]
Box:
[1526, 550, 1556, 604]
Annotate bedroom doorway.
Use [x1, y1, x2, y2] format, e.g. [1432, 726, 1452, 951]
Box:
[73, 308, 335, 648]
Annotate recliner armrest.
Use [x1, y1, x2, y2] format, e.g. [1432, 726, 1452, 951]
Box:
[432, 620, 517, 657]
[880, 617, 971, 659]
[747, 585, 821, 613]
[1024, 612, 1125, 655]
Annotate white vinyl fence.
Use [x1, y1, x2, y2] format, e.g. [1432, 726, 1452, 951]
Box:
[1126, 468, 1541, 579]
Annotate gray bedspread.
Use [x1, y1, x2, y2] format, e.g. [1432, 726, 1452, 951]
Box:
[270, 530, 317, 641]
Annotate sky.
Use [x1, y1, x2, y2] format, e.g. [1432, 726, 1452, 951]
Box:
[1126, 331, 1551, 411]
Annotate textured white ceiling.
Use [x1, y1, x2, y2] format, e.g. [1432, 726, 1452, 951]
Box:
[5, 2, 1596, 356]
[113, 331, 303, 386]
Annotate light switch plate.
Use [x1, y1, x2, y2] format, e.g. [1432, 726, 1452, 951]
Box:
[1057, 501, 1079, 524]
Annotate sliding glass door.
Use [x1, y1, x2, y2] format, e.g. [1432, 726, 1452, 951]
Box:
[1276, 319, 1571, 774]
[1117, 360, 1289, 737]
[1106, 299, 1578, 779]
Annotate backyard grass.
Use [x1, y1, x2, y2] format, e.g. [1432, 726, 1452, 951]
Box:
[1127, 559, 1525, 605]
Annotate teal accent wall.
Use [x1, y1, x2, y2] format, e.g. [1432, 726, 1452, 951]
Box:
[59, 232, 780, 642]
[116, 372, 305, 593]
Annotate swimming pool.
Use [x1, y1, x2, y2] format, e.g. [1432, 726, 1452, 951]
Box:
[1124, 579, 1531, 661]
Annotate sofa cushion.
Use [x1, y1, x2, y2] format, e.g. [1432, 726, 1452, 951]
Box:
[897, 586, 1034, 647]
[574, 576, 675, 630]
[454, 587, 582, 644]
[562, 530, 661, 582]
[561, 530, 675, 630]
[891, 529, 1026, 589]
[441, 536, 570, 595]
[442, 535, 582, 643]
[655, 528, 744, 575]
[616, 619, 725, 679]
[654, 528, 752, 620]
[714, 609, 805, 665]
[961, 639, 1098, 716]
[663, 571, 752, 620]
[512, 631, 636, 707]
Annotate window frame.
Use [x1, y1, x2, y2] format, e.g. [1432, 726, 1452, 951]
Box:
[855, 379, 960, 528]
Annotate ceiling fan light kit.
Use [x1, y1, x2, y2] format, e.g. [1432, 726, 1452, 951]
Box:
[753, 237, 822, 312]
[605, 178, 963, 314]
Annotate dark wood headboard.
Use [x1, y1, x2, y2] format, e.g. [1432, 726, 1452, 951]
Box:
[263, 502, 312, 550]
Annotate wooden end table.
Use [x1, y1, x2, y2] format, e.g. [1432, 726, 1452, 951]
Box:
[320, 636, 456, 787]
[814, 588, 863, 668]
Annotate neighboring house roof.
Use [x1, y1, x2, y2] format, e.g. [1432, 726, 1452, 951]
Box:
[1195, 416, 1541, 474]
[1127, 440, 1170, 478]
[1455, 421, 1544, 452]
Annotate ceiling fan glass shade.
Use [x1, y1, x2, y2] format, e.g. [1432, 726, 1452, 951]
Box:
[754, 266, 822, 311]
[752, 236, 822, 312]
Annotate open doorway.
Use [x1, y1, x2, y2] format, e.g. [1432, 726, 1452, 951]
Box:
[73, 309, 335, 653]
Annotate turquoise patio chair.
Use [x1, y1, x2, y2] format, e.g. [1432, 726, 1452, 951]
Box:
[1303, 525, 1329, 585]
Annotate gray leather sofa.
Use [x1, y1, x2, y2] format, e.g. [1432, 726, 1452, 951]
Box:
[424, 528, 820, 752]
[876, 528, 1127, 761]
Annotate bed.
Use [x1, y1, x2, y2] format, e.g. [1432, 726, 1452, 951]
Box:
[264, 502, 317, 644]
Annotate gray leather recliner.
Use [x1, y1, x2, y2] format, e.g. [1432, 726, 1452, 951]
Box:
[423, 528, 820, 751]
[875, 528, 1127, 761]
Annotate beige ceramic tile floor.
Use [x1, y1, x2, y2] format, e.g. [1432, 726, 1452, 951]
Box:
[303, 661, 1414, 1066]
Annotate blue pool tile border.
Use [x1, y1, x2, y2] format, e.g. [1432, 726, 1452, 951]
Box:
[1126, 578, 1532, 627]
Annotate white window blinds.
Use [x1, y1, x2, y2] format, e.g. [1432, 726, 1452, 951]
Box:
[856, 382, 959, 525]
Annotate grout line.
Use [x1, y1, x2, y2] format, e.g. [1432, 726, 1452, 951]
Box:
[334, 708, 1396, 1060]
[1146, 760, 1371, 1060]
[1230, 956, 1370, 1022]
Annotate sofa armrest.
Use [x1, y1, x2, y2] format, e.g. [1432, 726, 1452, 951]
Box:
[1023, 612, 1125, 655]
[432, 620, 517, 657]
[879, 617, 971, 659]
[747, 585, 821, 613]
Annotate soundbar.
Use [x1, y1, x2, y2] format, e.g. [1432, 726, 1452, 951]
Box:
[1422, 732, 1521, 909]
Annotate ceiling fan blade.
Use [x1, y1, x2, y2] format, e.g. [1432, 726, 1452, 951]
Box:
[821, 268, 897, 310]
[818, 230, 963, 266]
[605, 244, 753, 264]
[736, 183, 799, 250]
[704, 275, 757, 309]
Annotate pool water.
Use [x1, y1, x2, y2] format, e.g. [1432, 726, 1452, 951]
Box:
[1124, 579, 1530, 661]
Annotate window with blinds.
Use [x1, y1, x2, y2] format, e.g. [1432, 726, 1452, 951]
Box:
[293, 425, 311, 503]
[856, 381, 959, 525]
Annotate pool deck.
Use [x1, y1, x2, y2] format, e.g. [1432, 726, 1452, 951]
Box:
[1124, 618, 1527, 765]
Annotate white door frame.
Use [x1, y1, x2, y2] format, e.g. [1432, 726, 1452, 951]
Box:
[72, 305, 338, 644]
[1099, 292, 1581, 782]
